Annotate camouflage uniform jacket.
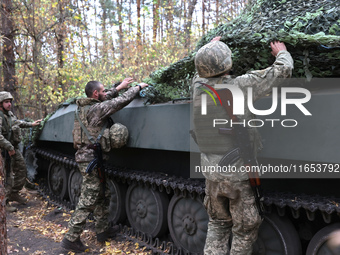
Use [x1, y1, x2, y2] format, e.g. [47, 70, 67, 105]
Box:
[192, 50, 294, 182]
[0, 110, 34, 151]
[74, 86, 139, 163]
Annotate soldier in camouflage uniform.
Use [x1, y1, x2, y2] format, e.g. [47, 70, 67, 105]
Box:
[192, 38, 294, 254]
[62, 78, 149, 253]
[0, 92, 42, 212]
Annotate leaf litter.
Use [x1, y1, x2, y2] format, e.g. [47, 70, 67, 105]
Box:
[6, 188, 151, 255]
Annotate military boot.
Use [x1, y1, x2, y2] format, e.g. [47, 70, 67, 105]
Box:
[97, 225, 120, 242]
[61, 237, 89, 253]
[8, 193, 28, 204]
[6, 204, 17, 212]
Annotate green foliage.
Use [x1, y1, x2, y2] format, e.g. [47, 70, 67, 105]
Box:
[16, 29, 194, 118]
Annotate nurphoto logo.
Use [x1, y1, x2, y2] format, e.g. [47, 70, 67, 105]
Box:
[199, 82, 312, 128]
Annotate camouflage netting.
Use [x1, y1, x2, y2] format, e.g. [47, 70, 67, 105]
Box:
[145, 0, 340, 102]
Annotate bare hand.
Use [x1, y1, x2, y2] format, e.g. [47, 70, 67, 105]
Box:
[139, 82, 149, 89]
[32, 119, 42, 126]
[116, 77, 135, 91]
[8, 150, 15, 156]
[211, 36, 221, 42]
[270, 41, 287, 57]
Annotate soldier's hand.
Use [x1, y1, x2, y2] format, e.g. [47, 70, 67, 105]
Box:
[117, 77, 135, 91]
[139, 83, 149, 89]
[8, 150, 15, 156]
[211, 36, 221, 42]
[270, 41, 287, 57]
[32, 119, 42, 126]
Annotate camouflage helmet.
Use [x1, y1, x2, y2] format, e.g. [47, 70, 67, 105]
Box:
[0, 91, 13, 103]
[110, 123, 129, 148]
[194, 41, 232, 78]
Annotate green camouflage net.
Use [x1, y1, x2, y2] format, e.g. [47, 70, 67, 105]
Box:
[145, 0, 340, 102]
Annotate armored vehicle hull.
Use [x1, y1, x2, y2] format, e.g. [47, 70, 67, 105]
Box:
[26, 81, 340, 254]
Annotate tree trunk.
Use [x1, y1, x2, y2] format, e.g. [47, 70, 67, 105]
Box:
[202, 0, 205, 35]
[109, 1, 115, 57]
[117, 0, 124, 67]
[216, 0, 219, 25]
[81, 0, 92, 63]
[128, 0, 132, 35]
[207, 0, 211, 29]
[183, 0, 186, 38]
[152, 0, 159, 43]
[0, 150, 6, 255]
[160, 5, 163, 40]
[94, 1, 98, 61]
[136, 0, 141, 48]
[57, 0, 65, 90]
[166, 0, 173, 34]
[142, 0, 145, 44]
[33, 41, 43, 118]
[78, 15, 85, 64]
[177, 0, 183, 35]
[100, 0, 107, 60]
[0, 25, 2, 89]
[184, 0, 198, 50]
[2, 0, 19, 115]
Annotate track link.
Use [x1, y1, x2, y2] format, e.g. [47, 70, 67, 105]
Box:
[34, 147, 340, 254]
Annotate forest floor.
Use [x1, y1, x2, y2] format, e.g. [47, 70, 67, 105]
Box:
[6, 187, 151, 255]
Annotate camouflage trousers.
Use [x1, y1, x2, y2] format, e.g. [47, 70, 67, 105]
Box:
[5, 147, 27, 197]
[65, 162, 111, 242]
[203, 179, 262, 255]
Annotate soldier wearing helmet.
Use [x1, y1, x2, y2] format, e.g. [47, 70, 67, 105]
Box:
[62, 78, 149, 253]
[192, 37, 294, 254]
[0, 91, 42, 212]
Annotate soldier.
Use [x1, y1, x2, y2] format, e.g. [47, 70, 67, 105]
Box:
[61, 78, 149, 253]
[0, 92, 42, 212]
[192, 38, 294, 254]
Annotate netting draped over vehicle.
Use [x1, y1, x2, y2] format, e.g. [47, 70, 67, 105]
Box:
[146, 0, 340, 101]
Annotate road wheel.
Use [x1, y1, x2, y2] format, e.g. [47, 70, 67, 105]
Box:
[108, 179, 127, 224]
[306, 223, 340, 255]
[126, 184, 169, 237]
[253, 213, 302, 255]
[68, 169, 83, 206]
[48, 162, 68, 199]
[167, 194, 208, 253]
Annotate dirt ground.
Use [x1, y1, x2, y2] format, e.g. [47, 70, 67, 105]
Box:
[6, 188, 151, 255]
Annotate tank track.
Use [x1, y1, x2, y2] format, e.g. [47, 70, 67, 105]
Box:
[34, 147, 340, 254]
[35, 147, 205, 255]
[35, 148, 206, 199]
[263, 192, 340, 224]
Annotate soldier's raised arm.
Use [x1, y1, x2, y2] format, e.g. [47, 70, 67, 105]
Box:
[87, 82, 149, 126]
[105, 77, 135, 100]
[236, 41, 294, 102]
